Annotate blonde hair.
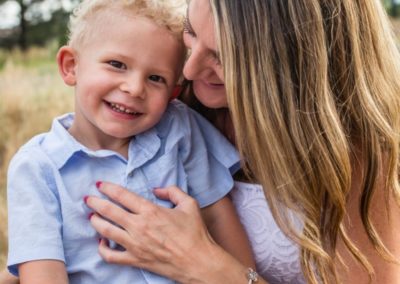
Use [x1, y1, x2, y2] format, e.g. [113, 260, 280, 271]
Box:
[210, 0, 400, 283]
[68, 0, 186, 49]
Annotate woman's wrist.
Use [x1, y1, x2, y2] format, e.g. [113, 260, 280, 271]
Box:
[179, 240, 254, 284]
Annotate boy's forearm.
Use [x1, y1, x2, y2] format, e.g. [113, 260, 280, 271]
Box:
[19, 260, 68, 284]
[201, 195, 256, 269]
[0, 269, 19, 284]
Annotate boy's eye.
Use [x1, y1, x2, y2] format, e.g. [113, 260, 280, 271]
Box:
[108, 60, 126, 69]
[149, 75, 166, 83]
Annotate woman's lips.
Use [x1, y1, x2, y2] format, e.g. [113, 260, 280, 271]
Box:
[198, 80, 225, 89]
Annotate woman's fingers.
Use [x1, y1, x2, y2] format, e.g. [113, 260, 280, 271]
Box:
[90, 213, 131, 248]
[86, 195, 132, 229]
[153, 186, 189, 205]
[96, 182, 156, 214]
[154, 186, 201, 214]
[98, 239, 138, 266]
[98, 238, 174, 276]
[86, 182, 214, 282]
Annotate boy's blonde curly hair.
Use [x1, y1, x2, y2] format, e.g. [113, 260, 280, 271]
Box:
[68, 0, 186, 49]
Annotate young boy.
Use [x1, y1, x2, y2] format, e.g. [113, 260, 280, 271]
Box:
[6, 0, 254, 283]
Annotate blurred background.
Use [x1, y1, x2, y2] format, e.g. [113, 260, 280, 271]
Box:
[0, 0, 400, 271]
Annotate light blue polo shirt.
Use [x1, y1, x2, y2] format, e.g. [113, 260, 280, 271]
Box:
[7, 100, 240, 284]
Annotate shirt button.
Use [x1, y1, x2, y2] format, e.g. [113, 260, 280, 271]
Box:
[128, 172, 134, 178]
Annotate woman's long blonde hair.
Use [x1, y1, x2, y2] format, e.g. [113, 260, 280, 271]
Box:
[210, 0, 400, 282]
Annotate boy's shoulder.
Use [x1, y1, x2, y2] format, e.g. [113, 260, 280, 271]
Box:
[156, 99, 219, 139]
[14, 133, 49, 157]
[11, 113, 74, 167]
[165, 99, 191, 116]
[163, 99, 207, 125]
[7, 132, 58, 183]
[10, 132, 51, 165]
[8, 112, 72, 170]
[155, 100, 192, 132]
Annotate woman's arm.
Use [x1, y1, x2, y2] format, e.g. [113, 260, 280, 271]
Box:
[19, 260, 67, 284]
[86, 182, 268, 284]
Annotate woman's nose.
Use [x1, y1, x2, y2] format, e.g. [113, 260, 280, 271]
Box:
[183, 46, 209, 80]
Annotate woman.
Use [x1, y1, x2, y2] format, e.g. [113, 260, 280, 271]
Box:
[84, 0, 400, 283]
[3, 0, 399, 283]
[85, 0, 400, 283]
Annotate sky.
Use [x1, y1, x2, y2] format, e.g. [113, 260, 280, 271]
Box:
[0, 0, 76, 29]
[0, 1, 19, 28]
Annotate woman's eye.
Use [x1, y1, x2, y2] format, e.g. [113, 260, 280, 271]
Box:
[183, 27, 195, 37]
[108, 60, 126, 69]
[149, 75, 166, 83]
[183, 18, 196, 37]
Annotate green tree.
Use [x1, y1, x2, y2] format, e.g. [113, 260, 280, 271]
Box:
[391, 0, 399, 17]
[0, 0, 78, 50]
[383, 0, 400, 17]
[0, 0, 47, 50]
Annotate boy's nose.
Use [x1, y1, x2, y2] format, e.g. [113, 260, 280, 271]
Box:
[119, 77, 145, 99]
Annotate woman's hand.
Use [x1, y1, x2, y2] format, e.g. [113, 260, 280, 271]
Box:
[85, 182, 220, 283]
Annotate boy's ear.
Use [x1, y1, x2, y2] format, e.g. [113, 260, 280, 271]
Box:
[57, 46, 77, 86]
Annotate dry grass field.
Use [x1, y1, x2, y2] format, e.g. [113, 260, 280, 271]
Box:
[0, 17, 399, 272]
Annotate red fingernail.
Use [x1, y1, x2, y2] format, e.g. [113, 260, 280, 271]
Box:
[88, 212, 95, 220]
[96, 181, 102, 189]
[83, 196, 89, 203]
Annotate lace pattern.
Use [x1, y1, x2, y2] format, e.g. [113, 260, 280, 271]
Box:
[230, 181, 306, 284]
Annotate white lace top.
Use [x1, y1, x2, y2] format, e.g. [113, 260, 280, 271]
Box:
[230, 181, 306, 284]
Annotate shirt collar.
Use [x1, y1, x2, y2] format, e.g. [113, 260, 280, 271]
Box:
[41, 113, 84, 169]
[42, 113, 161, 171]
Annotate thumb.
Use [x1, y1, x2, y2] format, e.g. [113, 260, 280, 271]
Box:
[153, 186, 197, 208]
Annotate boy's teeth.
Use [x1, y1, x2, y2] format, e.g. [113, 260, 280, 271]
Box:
[110, 103, 137, 114]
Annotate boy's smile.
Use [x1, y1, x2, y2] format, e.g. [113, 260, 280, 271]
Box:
[107, 102, 141, 116]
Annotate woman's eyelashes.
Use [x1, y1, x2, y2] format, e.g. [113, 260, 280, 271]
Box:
[183, 17, 221, 66]
[183, 17, 195, 37]
[108, 60, 126, 70]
